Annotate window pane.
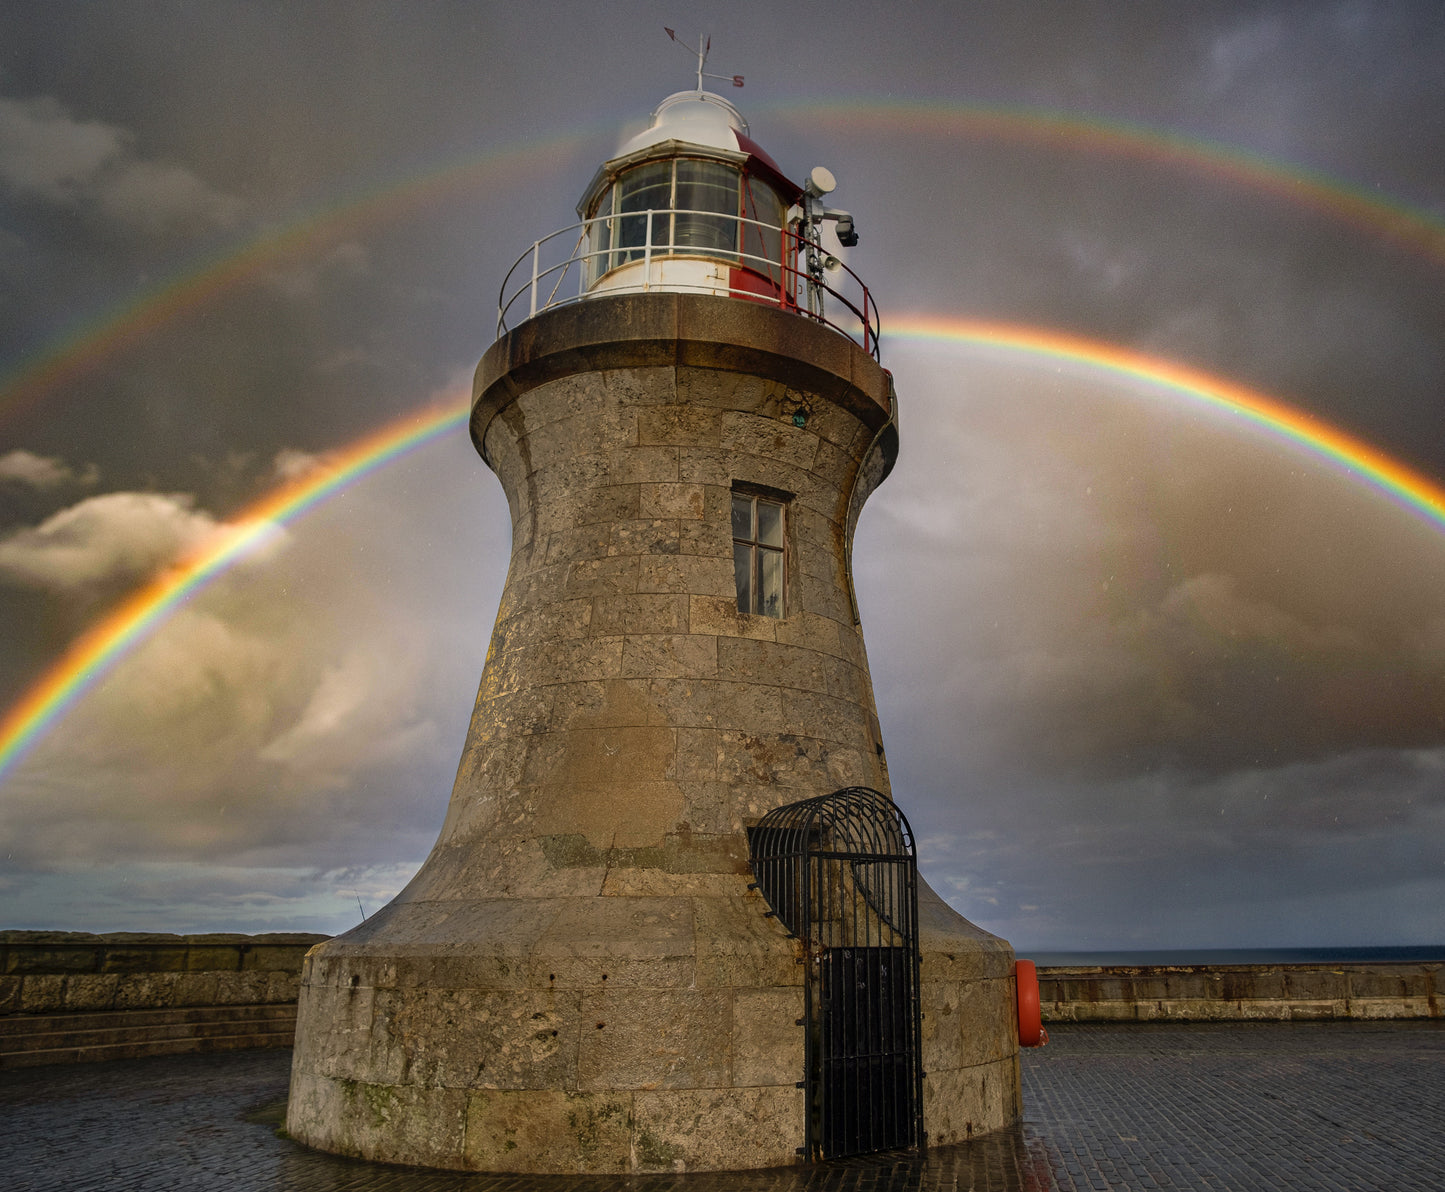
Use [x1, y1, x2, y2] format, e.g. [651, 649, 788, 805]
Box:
[759, 547, 783, 617]
[677, 160, 739, 214]
[615, 163, 672, 261]
[756, 499, 783, 547]
[731, 494, 753, 541]
[615, 212, 648, 257]
[617, 162, 672, 213]
[734, 542, 753, 614]
[587, 188, 613, 285]
[675, 160, 738, 256]
[741, 177, 786, 285]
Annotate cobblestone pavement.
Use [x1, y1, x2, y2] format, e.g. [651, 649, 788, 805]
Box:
[2, 1022, 1441, 1191]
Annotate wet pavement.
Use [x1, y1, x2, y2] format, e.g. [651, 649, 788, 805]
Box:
[3, 1021, 1442, 1191]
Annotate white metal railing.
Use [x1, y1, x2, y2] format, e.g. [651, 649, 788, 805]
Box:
[495, 208, 880, 359]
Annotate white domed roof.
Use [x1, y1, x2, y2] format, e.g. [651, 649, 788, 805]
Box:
[617, 90, 749, 157]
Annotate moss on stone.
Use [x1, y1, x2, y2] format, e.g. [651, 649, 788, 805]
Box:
[633, 1127, 684, 1168]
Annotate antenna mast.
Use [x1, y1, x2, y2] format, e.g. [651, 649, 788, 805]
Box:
[664, 28, 744, 90]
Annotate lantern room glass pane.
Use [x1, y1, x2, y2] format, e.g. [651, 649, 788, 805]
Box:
[674, 159, 739, 257]
[741, 177, 786, 287]
[587, 187, 614, 286]
[615, 161, 672, 263]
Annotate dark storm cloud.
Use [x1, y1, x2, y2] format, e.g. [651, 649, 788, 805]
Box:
[861, 347, 1445, 945]
[0, 94, 242, 235]
[862, 355, 1445, 772]
[0, 1, 1440, 942]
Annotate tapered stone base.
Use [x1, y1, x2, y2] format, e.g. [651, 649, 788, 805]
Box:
[287, 879, 1015, 1172]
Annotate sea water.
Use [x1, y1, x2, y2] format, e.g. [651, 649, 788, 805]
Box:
[1025, 945, 1445, 967]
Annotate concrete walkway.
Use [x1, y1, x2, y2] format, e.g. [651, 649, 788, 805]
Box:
[3, 1022, 1441, 1190]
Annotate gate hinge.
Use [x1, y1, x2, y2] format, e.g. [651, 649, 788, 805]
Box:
[795, 1081, 805, 1089]
[795, 1018, 804, 1026]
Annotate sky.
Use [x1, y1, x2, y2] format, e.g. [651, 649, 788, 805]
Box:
[0, 0, 1442, 952]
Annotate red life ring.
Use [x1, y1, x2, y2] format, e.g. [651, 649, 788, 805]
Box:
[1015, 959, 1048, 1047]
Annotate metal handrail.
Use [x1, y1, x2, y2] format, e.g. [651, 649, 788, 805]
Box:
[496, 208, 881, 359]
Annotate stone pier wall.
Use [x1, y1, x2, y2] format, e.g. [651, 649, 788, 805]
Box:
[7, 935, 1438, 1069]
[0, 931, 327, 1067]
[1038, 962, 1441, 1023]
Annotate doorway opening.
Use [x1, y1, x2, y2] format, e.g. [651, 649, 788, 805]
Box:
[748, 786, 923, 1160]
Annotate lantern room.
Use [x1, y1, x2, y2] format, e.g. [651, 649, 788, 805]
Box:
[575, 91, 800, 303]
[496, 90, 877, 358]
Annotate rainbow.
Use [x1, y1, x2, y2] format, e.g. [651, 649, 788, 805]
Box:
[0, 133, 587, 426]
[888, 316, 1445, 533]
[775, 99, 1445, 266]
[4, 98, 1442, 426]
[0, 396, 468, 783]
[5, 321, 1445, 787]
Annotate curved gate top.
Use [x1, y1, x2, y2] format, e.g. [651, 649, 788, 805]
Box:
[747, 787, 923, 1161]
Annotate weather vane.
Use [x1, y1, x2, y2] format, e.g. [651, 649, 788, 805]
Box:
[664, 28, 743, 91]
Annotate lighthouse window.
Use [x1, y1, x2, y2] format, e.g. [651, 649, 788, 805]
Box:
[732, 491, 786, 618]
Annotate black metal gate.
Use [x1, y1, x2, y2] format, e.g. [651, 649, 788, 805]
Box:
[748, 786, 923, 1160]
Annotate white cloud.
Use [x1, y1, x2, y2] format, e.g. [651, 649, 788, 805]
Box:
[0, 449, 98, 490]
[0, 94, 241, 234]
[0, 490, 223, 594]
[0, 592, 443, 871]
[259, 645, 442, 788]
[0, 451, 491, 882]
[271, 447, 325, 482]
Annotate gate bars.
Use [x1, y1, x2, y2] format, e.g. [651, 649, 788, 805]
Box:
[747, 787, 924, 1160]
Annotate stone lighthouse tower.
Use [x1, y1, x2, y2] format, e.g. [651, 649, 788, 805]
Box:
[288, 89, 1021, 1173]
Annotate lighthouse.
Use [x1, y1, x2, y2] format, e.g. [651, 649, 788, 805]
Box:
[287, 87, 1022, 1174]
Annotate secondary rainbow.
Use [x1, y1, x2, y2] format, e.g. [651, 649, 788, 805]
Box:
[0, 397, 468, 783]
[4, 98, 1441, 425]
[0, 133, 587, 426]
[5, 322, 1445, 788]
[777, 99, 1445, 266]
